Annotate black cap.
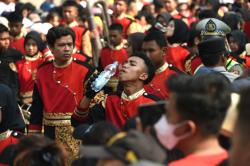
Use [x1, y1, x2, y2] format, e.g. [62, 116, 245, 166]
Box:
[80, 130, 166, 164]
[198, 37, 226, 56]
[73, 121, 119, 145]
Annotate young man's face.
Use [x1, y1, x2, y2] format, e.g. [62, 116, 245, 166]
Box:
[113, 0, 127, 16]
[8, 22, 23, 37]
[25, 38, 38, 56]
[63, 6, 78, 23]
[50, 35, 74, 63]
[0, 31, 10, 50]
[109, 30, 123, 46]
[163, 0, 177, 13]
[119, 56, 148, 83]
[142, 40, 165, 68]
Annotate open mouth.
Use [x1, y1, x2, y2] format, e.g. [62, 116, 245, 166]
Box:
[63, 54, 71, 58]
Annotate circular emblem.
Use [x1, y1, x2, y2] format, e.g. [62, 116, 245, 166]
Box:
[205, 19, 217, 32]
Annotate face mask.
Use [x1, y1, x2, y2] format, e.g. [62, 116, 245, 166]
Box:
[154, 115, 190, 150]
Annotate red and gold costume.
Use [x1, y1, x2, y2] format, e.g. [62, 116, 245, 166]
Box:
[72, 89, 160, 129]
[28, 57, 94, 161]
[16, 53, 45, 104]
[105, 89, 159, 128]
[144, 63, 176, 99]
[165, 45, 190, 72]
[10, 34, 26, 55]
[112, 14, 143, 38]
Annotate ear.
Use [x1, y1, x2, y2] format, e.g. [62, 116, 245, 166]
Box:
[174, 120, 196, 137]
[139, 72, 148, 82]
[162, 46, 167, 56]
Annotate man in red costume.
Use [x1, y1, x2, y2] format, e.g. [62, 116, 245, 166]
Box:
[71, 52, 159, 129]
[28, 26, 94, 162]
[143, 30, 179, 99]
[99, 23, 128, 92]
[7, 11, 26, 55]
[112, 0, 143, 38]
[62, 0, 92, 57]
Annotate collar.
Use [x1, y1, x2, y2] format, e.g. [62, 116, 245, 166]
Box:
[53, 57, 73, 68]
[212, 66, 227, 72]
[12, 31, 25, 40]
[121, 89, 145, 101]
[156, 62, 168, 74]
[68, 21, 79, 28]
[24, 53, 42, 61]
[109, 42, 125, 50]
[116, 13, 126, 20]
[0, 130, 12, 140]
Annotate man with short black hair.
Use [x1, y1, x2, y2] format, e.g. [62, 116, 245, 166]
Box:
[7, 11, 26, 55]
[154, 73, 231, 166]
[143, 30, 178, 99]
[197, 37, 239, 82]
[72, 51, 159, 128]
[62, 0, 92, 56]
[29, 26, 95, 162]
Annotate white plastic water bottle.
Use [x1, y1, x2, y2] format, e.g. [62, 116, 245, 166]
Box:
[91, 61, 119, 92]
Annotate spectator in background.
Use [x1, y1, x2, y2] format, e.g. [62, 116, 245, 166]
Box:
[46, 11, 61, 27]
[165, 19, 190, 73]
[7, 11, 26, 55]
[112, 0, 143, 38]
[0, 24, 23, 100]
[0, 83, 25, 154]
[162, 0, 181, 19]
[62, 0, 92, 56]
[126, 32, 145, 56]
[99, 23, 128, 92]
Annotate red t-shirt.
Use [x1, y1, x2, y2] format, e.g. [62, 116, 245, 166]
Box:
[169, 151, 228, 166]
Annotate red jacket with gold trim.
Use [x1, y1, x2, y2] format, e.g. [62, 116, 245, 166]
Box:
[105, 91, 159, 128]
[28, 59, 94, 133]
[144, 63, 176, 99]
[16, 54, 45, 103]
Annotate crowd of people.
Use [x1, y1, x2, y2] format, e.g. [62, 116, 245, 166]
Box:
[0, 0, 250, 165]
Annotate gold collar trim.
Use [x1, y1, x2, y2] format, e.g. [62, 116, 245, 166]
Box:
[156, 63, 168, 74]
[68, 21, 79, 28]
[121, 89, 145, 101]
[0, 130, 12, 140]
[13, 31, 24, 39]
[53, 57, 73, 68]
[24, 53, 42, 61]
[109, 42, 125, 50]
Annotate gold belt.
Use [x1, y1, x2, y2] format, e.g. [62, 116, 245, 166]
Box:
[43, 113, 72, 126]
